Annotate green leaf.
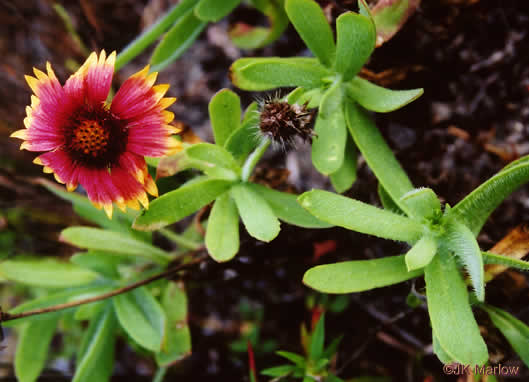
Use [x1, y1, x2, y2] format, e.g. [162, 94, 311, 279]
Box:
[312, 81, 348, 174]
[229, 0, 289, 49]
[277, 351, 306, 367]
[70, 251, 124, 278]
[345, 102, 414, 215]
[482, 251, 529, 271]
[378, 183, 403, 214]
[230, 183, 280, 242]
[225, 102, 261, 163]
[444, 221, 485, 302]
[424, 251, 488, 366]
[298, 190, 423, 242]
[156, 282, 192, 366]
[285, 0, 336, 67]
[371, 0, 421, 46]
[133, 178, 235, 231]
[310, 313, 325, 361]
[40, 180, 149, 241]
[334, 12, 375, 81]
[322, 335, 342, 359]
[0, 257, 98, 288]
[346, 77, 423, 112]
[303, 254, 422, 293]
[115, 0, 200, 70]
[150, 9, 207, 71]
[400, 188, 441, 220]
[60, 227, 171, 264]
[230, 57, 330, 91]
[206, 192, 240, 262]
[261, 365, 297, 377]
[432, 330, 454, 364]
[451, 160, 529, 236]
[195, 0, 241, 21]
[113, 287, 166, 352]
[73, 305, 116, 382]
[286, 87, 324, 109]
[15, 316, 58, 382]
[247, 183, 331, 228]
[404, 236, 437, 271]
[330, 135, 357, 193]
[186, 143, 241, 179]
[209, 89, 241, 146]
[481, 305, 529, 367]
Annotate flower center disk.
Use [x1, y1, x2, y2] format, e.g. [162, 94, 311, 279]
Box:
[65, 106, 128, 169]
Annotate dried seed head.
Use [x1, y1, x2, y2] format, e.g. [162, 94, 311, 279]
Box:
[258, 98, 315, 149]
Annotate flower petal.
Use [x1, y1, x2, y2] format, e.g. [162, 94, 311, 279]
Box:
[36, 150, 80, 191]
[111, 66, 169, 119]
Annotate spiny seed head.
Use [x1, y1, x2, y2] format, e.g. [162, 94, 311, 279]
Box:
[258, 97, 315, 149]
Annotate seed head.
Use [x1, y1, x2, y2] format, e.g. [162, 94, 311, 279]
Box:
[258, 98, 315, 149]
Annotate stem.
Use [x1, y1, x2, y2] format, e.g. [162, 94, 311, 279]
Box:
[158, 228, 202, 250]
[153, 367, 168, 382]
[1, 255, 206, 323]
[114, 0, 198, 71]
[241, 139, 271, 181]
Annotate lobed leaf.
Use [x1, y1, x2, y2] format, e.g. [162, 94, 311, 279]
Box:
[113, 287, 166, 352]
[451, 159, 529, 236]
[247, 183, 331, 229]
[15, 317, 58, 382]
[150, 9, 207, 71]
[345, 102, 415, 215]
[230, 57, 330, 91]
[205, 192, 240, 262]
[404, 236, 437, 271]
[209, 89, 241, 147]
[0, 257, 98, 288]
[335, 12, 376, 81]
[73, 305, 116, 382]
[195, 0, 242, 22]
[424, 251, 488, 366]
[285, 0, 336, 67]
[311, 81, 348, 175]
[303, 254, 422, 293]
[298, 190, 423, 242]
[481, 305, 529, 367]
[346, 77, 423, 113]
[230, 183, 280, 242]
[133, 178, 235, 231]
[60, 227, 171, 264]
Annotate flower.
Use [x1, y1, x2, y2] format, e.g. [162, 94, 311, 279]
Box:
[11, 50, 181, 218]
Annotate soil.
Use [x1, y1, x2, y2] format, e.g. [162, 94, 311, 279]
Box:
[1, 0, 529, 381]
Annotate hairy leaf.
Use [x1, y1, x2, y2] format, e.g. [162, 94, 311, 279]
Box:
[285, 0, 336, 67]
[346, 77, 423, 112]
[404, 236, 437, 271]
[230, 57, 330, 91]
[425, 252, 488, 366]
[298, 190, 423, 242]
[303, 254, 422, 293]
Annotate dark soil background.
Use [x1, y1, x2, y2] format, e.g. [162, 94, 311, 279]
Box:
[1, 0, 529, 381]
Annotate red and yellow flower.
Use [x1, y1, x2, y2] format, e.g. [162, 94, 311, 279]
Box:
[11, 51, 181, 217]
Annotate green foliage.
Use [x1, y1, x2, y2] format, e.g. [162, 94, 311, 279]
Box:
[230, 0, 423, 183]
[261, 314, 344, 381]
[205, 192, 240, 262]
